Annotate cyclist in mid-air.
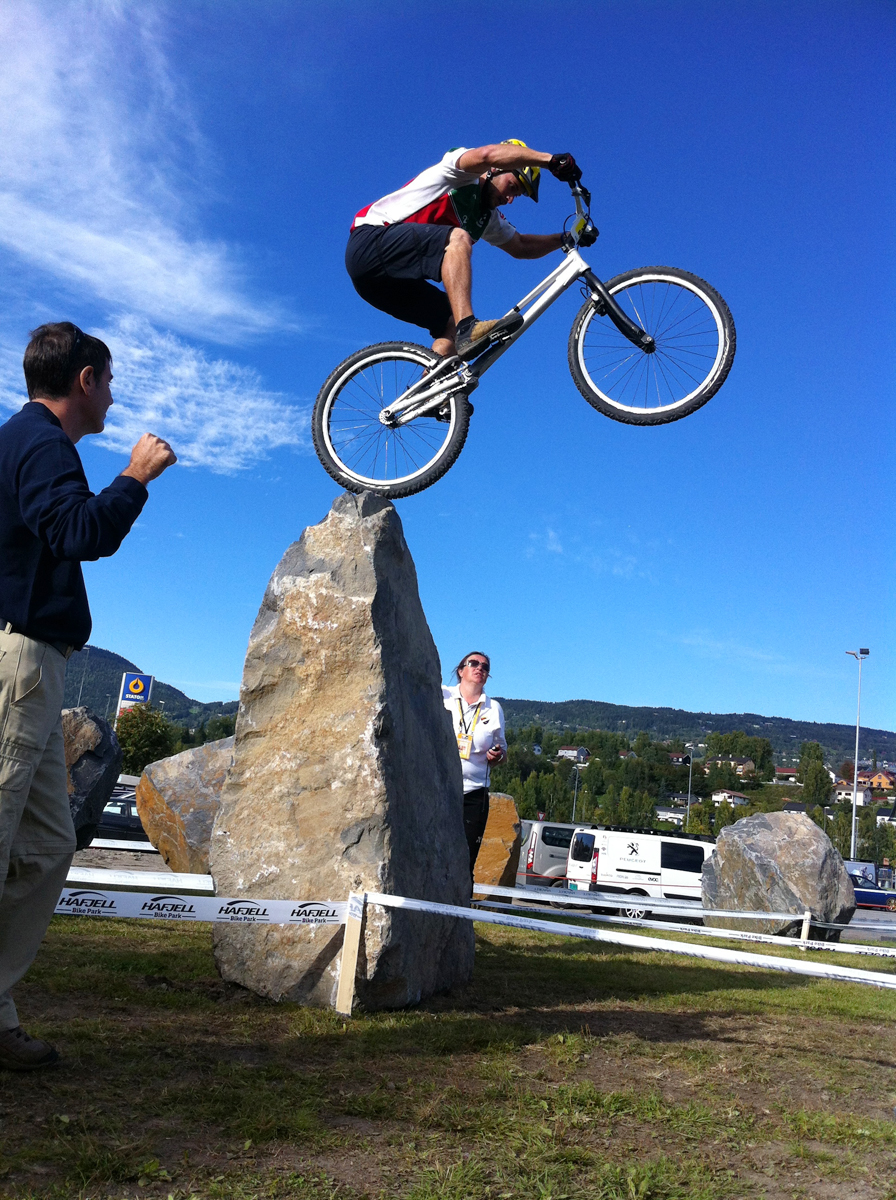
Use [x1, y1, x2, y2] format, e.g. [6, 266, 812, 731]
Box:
[346, 140, 588, 360]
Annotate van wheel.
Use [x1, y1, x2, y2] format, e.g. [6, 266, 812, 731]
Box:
[619, 896, 650, 921]
[550, 879, 571, 910]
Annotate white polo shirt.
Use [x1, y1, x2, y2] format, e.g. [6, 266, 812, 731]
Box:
[442, 685, 507, 793]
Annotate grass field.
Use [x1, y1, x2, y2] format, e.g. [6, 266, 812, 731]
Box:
[1, 916, 895, 1200]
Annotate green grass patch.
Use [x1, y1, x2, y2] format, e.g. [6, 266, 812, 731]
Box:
[1, 916, 895, 1199]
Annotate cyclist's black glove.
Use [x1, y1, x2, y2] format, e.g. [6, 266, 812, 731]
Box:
[549, 153, 582, 183]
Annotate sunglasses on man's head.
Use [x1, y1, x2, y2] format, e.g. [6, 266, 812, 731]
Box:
[466, 659, 489, 671]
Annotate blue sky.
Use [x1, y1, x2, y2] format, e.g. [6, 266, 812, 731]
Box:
[1, 0, 892, 732]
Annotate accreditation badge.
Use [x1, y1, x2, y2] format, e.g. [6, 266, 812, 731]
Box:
[457, 734, 473, 760]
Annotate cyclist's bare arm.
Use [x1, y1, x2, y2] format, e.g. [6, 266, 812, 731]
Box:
[500, 232, 564, 259]
[457, 144, 553, 174]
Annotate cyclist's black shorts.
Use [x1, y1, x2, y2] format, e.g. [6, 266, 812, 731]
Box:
[345, 223, 453, 339]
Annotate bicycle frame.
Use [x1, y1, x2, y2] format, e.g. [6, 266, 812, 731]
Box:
[382, 240, 655, 427]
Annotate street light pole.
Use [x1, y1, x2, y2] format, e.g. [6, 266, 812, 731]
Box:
[846, 648, 870, 860]
[685, 743, 696, 832]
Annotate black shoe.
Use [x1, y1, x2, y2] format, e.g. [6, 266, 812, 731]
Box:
[455, 313, 523, 359]
[0, 1026, 60, 1071]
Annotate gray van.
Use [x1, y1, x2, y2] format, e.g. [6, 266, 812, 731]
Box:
[515, 820, 590, 891]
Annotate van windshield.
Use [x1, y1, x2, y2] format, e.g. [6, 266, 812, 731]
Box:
[570, 832, 595, 862]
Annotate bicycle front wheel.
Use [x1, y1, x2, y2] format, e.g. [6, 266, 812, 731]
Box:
[568, 267, 736, 425]
[312, 342, 471, 498]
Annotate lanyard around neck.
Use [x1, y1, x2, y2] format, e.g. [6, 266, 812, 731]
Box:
[457, 698, 482, 737]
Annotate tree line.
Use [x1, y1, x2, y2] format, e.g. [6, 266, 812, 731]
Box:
[113, 708, 896, 868]
[490, 726, 896, 866]
[115, 706, 235, 775]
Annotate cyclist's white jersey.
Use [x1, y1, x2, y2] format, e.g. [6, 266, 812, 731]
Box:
[351, 148, 517, 247]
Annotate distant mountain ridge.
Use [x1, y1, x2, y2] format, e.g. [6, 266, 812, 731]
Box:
[64, 645, 892, 764]
[63, 645, 238, 725]
[494, 697, 893, 766]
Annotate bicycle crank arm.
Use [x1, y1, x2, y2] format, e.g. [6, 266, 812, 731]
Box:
[582, 270, 655, 353]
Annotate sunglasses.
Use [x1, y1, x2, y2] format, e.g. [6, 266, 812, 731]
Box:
[465, 659, 490, 671]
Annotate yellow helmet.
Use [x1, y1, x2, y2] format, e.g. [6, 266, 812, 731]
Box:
[501, 138, 540, 202]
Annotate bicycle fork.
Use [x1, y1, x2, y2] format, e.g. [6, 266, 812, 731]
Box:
[580, 270, 655, 353]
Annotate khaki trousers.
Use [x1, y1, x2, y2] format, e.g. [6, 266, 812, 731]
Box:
[0, 629, 75, 1030]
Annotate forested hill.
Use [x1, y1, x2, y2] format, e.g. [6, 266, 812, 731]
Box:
[64, 644, 892, 764]
[494, 697, 893, 766]
[63, 645, 238, 725]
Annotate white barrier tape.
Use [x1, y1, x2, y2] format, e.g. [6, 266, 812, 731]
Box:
[484, 882, 822, 923]
[55, 888, 346, 925]
[476, 900, 896, 960]
[364, 891, 896, 990]
[87, 839, 160, 853]
[488, 883, 896, 930]
[67, 866, 215, 892]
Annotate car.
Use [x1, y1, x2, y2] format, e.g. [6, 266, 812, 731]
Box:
[515, 820, 584, 893]
[848, 873, 896, 912]
[94, 783, 150, 843]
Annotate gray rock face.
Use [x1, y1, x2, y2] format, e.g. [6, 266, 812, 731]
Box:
[62, 707, 123, 850]
[702, 811, 855, 937]
[210, 491, 474, 1009]
[136, 738, 233, 874]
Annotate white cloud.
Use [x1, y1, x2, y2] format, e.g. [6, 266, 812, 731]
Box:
[97, 317, 308, 472]
[0, 317, 309, 472]
[0, 1, 286, 341]
[527, 528, 564, 556]
[676, 632, 839, 679]
[0, 3, 310, 472]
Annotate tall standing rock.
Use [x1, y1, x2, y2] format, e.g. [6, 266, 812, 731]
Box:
[62, 707, 123, 849]
[210, 492, 474, 1009]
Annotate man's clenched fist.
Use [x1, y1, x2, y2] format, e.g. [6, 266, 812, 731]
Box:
[122, 433, 177, 485]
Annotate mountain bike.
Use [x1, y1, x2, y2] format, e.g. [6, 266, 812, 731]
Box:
[312, 182, 736, 498]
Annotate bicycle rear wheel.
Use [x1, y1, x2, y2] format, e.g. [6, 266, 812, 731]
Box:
[312, 342, 471, 498]
[568, 267, 736, 425]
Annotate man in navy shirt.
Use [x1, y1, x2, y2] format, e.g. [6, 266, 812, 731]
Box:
[0, 322, 175, 1070]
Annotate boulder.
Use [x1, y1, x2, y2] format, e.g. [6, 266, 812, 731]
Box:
[473, 793, 522, 888]
[702, 811, 855, 937]
[136, 738, 233, 873]
[210, 491, 474, 1009]
[61, 707, 123, 850]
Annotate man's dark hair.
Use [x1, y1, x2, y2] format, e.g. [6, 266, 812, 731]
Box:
[23, 322, 112, 400]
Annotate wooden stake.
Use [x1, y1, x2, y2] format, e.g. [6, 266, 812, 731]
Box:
[800, 910, 812, 944]
[335, 891, 365, 1016]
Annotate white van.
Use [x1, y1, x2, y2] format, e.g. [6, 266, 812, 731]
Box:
[565, 826, 714, 917]
[515, 820, 586, 891]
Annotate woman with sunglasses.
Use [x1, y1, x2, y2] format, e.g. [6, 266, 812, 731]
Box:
[442, 652, 507, 884]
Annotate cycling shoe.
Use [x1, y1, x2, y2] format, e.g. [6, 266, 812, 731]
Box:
[456, 313, 523, 359]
